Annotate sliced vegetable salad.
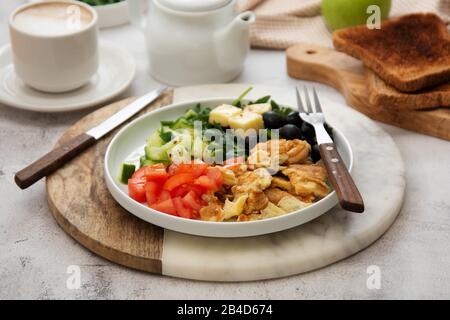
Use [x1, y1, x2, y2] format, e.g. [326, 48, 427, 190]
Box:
[119, 87, 334, 221]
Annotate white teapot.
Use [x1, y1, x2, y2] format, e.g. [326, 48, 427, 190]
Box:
[128, 0, 255, 85]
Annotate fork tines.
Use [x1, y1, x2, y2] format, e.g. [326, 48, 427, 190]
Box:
[296, 86, 323, 114]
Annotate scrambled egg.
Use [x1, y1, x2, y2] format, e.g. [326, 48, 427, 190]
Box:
[197, 140, 330, 222]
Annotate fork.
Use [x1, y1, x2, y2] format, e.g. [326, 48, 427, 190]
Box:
[296, 87, 365, 213]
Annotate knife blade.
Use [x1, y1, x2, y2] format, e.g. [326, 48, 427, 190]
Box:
[14, 86, 168, 189]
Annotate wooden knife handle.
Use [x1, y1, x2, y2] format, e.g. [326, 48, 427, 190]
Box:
[15, 133, 96, 189]
[319, 143, 365, 213]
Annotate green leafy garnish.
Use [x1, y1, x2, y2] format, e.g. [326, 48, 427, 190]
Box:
[271, 100, 293, 117]
[158, 127, 172, 143]
[232, 86, 253, 108]
[78, 0, 123, 6]
[254, 95, 271, 104]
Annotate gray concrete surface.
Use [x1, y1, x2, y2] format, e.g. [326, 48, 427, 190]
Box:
[1, 0, 450, 299]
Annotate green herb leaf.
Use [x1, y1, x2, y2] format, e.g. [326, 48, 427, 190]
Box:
[158, 127, 172, 143]
[271, 99, 293, 117]
[254, 95, 271, 104]
[232, 86, 253, 108]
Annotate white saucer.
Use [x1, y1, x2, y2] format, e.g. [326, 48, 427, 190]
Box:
[0, 42, 136, 112]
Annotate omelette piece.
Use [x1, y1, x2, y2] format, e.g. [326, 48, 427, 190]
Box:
[217, 167, 238, 186]
[232, 168, 272, 214]
[264, 187, 290, 204]
[271, 176, 295, 193]
[260, 202, 288, 219]
[278, 196, 310, 212]
[282, 164, 330, 198]
[264, 188, 310, 212]
[223, 194, 248, 220]
[248, 139, 311, 169]
[199, 195, 225, 222]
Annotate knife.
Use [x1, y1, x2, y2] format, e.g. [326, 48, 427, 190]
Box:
[15, 86, 168, 189]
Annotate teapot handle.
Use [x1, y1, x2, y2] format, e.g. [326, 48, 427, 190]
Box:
[128, 0, 148, 31]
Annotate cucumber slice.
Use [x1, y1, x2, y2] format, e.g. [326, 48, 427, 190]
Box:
[139, 155, 153, 167]
[146, 131, 164, 148]
[184, 109, 197, 119]
[119, 163, 135, 184]
[171, 118, 192, 130]
[158, 126, 173, 143]
[140, 155, 168, 167]
[145, 145, 170, 162]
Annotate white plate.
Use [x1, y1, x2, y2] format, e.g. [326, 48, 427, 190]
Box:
[0, 42, 135, 112]
[104, 98, 354, 238]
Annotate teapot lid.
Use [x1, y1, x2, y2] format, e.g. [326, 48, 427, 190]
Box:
[158, 0, 233, 12]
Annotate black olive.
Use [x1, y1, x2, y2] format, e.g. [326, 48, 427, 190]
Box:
[263, 111, 285, 129]
[286, 111, 302, 126]
[280, 124, 303, 140]
[306, 135, 317, 147]
[301, 122, 315, 140]
[311, 144, 321, 162]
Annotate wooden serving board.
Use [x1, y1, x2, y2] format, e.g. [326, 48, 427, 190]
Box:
[287, 43, 450, 141]
[46, 84, 405, 281]
[46, 92, 173, 274]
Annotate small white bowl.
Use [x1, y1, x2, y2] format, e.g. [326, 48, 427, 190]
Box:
[104, 98, 354, 238]
[94, 1, 129, 28]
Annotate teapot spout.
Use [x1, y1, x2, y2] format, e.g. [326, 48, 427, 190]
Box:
[215, 11, 255, 70]
[228, 11, 256, 33]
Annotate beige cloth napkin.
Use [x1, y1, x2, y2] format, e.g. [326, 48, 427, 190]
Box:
[236, 0, 449, 49]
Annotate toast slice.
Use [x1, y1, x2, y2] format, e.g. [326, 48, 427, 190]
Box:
[367, 70, 450, 110]
[333, 13, 450, 92]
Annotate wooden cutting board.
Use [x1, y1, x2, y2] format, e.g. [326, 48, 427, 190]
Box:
[46, 92, 173, 274]
[45, 84, 405, 281]
[286, 43, 450, 141]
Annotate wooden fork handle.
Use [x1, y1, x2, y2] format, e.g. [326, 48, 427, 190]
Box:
[319, 143, 365, 213]
[14, 133, 96, 190]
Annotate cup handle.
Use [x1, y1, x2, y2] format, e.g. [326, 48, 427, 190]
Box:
[128, 0, 147, 31]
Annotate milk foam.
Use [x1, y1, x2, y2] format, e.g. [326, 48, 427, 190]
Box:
[13, 3, 93, 36]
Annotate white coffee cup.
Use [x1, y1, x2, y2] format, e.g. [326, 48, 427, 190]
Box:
[9, 0, 99, 93]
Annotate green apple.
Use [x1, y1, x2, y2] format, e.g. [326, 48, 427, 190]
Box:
[321, 0, 392, 31]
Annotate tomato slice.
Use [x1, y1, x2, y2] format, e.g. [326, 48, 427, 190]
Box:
[194, 175, 218, 192]
[128, 178, 146, 203]
[171, 184, 204, 198]
[167, 163, 179, 175]
[163, 173, 195, 191]
[157, 190, 171, 203]
[206, 167, 224, 188]
[173, 162, 208, 177]
[144, 181, 160, 205]
[150, 198, 177, 216]
[131, 167, 147, 180]
[182, 191, 204, 212]
[172, 197, 192, 219]
[144, 164, 168, 183]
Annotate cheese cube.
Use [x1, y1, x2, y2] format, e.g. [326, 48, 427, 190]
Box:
[228, 112, 264, 131]
[209, 104, 242, 127]
[244, 103, 271, 115]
